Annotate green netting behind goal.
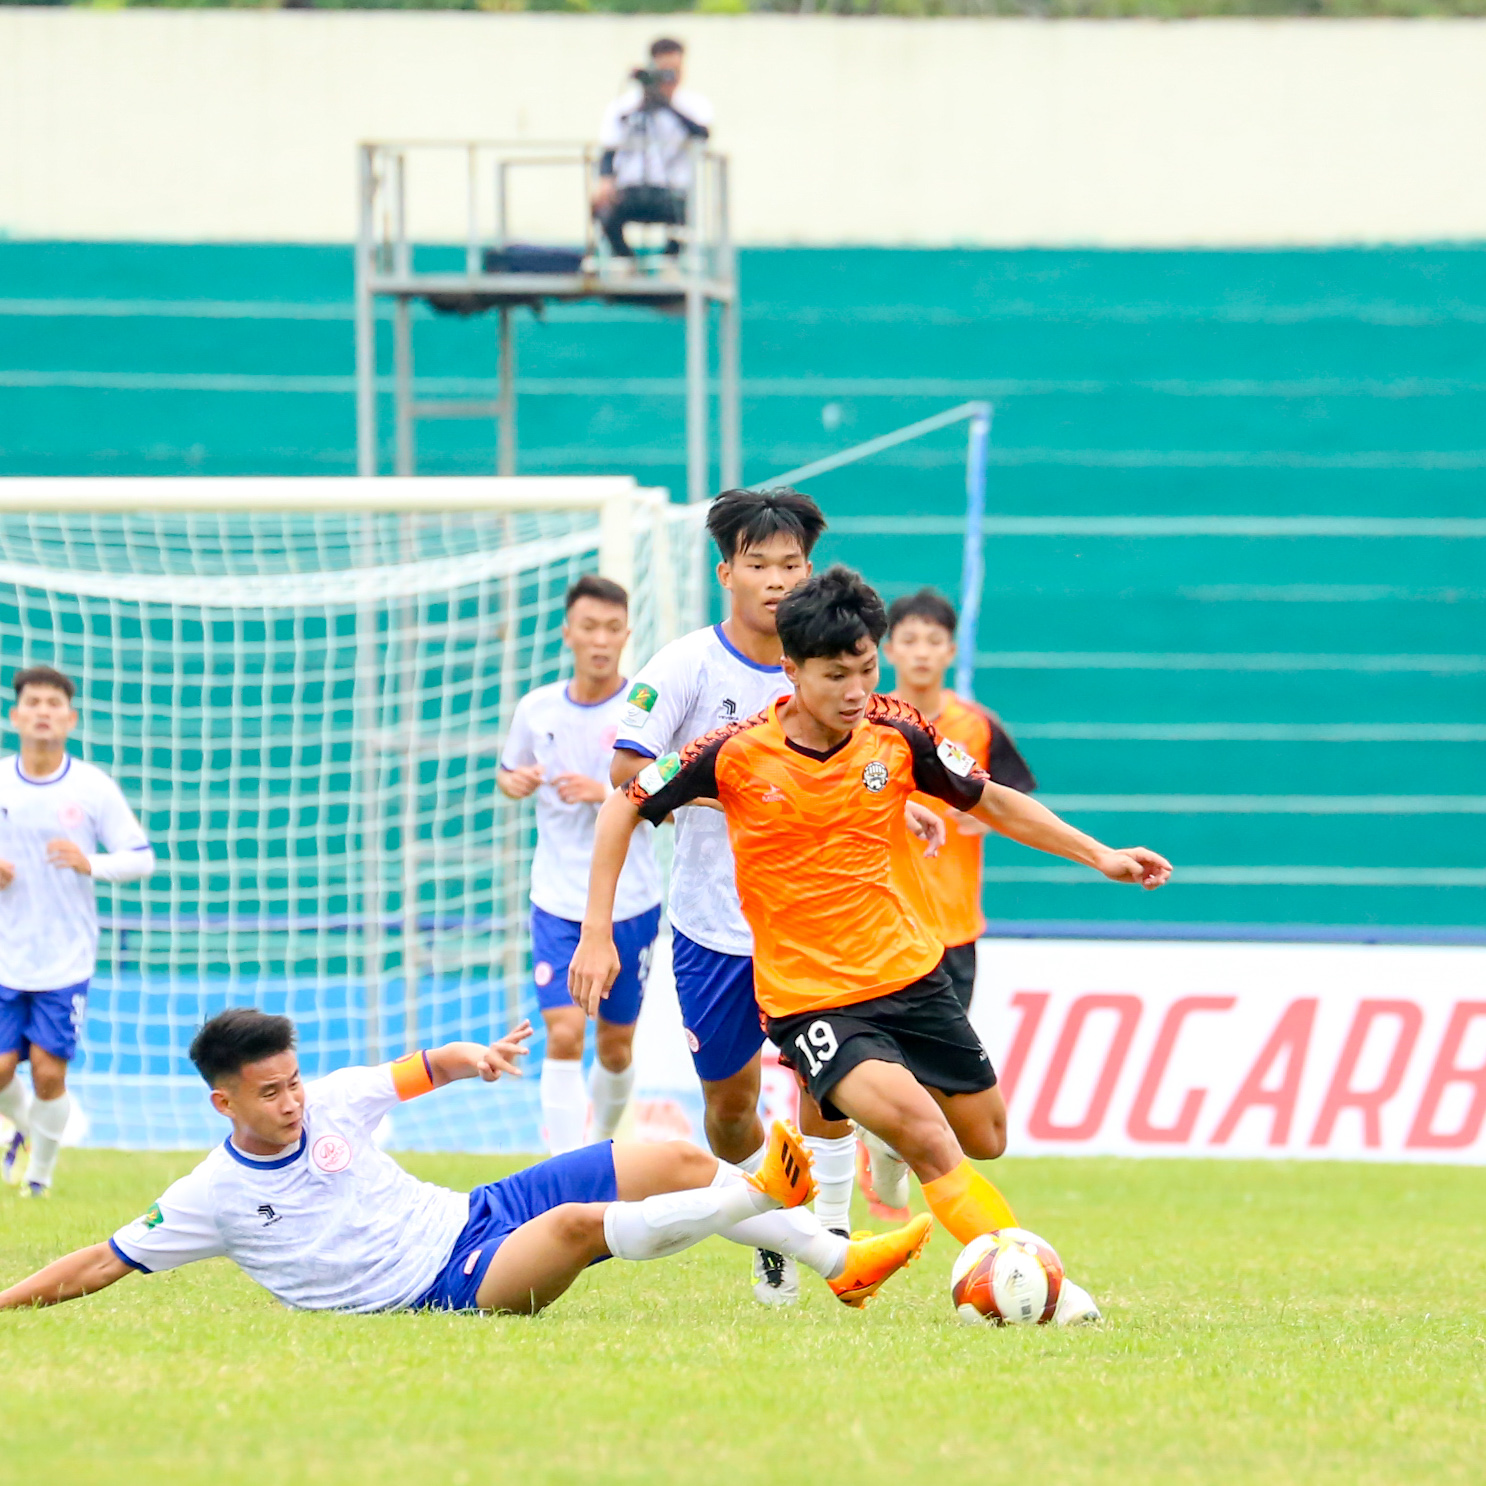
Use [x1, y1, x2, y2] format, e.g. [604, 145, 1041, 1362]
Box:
[0, 481, 706, 1149]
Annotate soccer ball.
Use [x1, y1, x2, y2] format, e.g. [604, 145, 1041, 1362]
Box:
[950, 1228, 1065, 1326]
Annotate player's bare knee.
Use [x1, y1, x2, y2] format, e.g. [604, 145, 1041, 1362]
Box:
[891, 1110, 961, 1176]
[31, 1067, 66, 1101]
[594, 1025, 633, 1074]
[544, 1021, 585, 1062]
[703, 1083, 756, 1132]
[959, 1124, 1006, 1161]
[551, 1202, 607, 1252]
[662, 1140, 716, 1188]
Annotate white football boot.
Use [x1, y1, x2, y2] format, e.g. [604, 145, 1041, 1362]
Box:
[1054, 1278, 1102, 1326]
[858, 1127, 911, 1211]
[751, 1248, 800, 1306]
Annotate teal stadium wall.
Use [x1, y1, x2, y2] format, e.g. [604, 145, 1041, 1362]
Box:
[2, 242, 1482, 939]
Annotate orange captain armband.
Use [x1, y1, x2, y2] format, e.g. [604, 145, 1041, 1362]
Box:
[390, 1050, 436, 1101]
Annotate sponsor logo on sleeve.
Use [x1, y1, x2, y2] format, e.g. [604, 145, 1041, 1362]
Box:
[621, 682, 659, 731]
[142, 1202, 164, 1229]
[861, 760, 890, 794]
[636, 753, 681, 797]
[937, 739, 976, 778]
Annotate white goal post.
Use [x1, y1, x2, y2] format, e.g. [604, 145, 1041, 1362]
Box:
[0, 476, 708, 1151]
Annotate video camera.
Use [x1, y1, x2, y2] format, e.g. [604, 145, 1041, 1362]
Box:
[632, 66, 678, 106]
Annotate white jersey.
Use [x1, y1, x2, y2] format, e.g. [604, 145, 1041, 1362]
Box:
[614, 625, 788, 957]
[501, 680, 661, 924]
[0, 753, 156, 990]
[599, 86, 715, 193]
[110, 1061, 470, 1314]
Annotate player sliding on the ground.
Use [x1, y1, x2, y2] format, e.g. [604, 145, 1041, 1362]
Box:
[572, 565, 1173, 1324]
[609, 488, 945, 1305]
[861, 588, 1038, 1218]
[497, 576, 662, 1155]
[0, 1008, 929, 1315]
[0, 665, 157, 1198]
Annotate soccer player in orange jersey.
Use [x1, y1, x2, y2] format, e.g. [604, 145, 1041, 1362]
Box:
[856, 587, 1039, 1217]
[884, 587, 1036, 1013]
[571, 566, 1172, 1322]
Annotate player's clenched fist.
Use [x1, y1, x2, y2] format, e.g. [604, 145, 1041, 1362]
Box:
[569, 929, 621, 1018]
[1095, 847, 1172, 890]
[0, 858, 14, 889]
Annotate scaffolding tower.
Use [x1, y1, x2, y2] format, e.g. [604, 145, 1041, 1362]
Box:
[354, 140, 741, 503]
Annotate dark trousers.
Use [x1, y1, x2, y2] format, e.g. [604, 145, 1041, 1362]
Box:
[596, 186, 687, 257]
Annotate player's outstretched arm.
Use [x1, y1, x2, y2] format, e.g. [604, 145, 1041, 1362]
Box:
[971, 782, 1172, 890]
[0, 1241, 133, 1311]
[425, 1022, 534, 1086]
[570, 790, 643, 1016]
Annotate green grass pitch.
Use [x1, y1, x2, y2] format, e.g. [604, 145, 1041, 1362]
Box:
[2, 1151, 1482, 1485]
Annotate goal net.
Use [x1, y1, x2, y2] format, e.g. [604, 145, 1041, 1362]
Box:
[0, 477, 708, 1151]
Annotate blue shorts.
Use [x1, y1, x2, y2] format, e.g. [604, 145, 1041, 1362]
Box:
[0, 981, 89, 1062]
[411, 1142, 619, 1312]
[671, 928, 764, 1084]
[531, 903, 660, 1026]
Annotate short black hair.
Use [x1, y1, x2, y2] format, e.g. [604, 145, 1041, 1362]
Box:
[776, 564, 888, 663]
[13, 665, 75, 702]
[565, 574, 629, 613]
[707, 487, 827, 564]
[650, 37, 684, 57]
[189, 1008, 296, 1087]
[886, 587, 958, 638]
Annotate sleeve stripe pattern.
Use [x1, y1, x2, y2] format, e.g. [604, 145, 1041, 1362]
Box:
[622, 709, 767, 815]
[109, 1236, 153, 1274]
[867, 693, 992, 803]
[390, 1050, 436, 1102]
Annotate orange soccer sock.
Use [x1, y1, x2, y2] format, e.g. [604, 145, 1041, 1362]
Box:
[921, 1160, 1018, 1243]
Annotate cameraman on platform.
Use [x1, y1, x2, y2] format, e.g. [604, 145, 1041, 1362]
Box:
[592, 38, 713, 260]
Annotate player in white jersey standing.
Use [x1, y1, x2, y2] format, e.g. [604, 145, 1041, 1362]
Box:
[0, 666, 156, 1197]
[498, 577, 662, 1155]
[0, 1008, 927, 1314]
[610, 489, 944, 1303]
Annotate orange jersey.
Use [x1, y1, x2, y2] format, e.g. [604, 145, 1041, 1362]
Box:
[625, 693, 990, 1018]
[901, 691, 1036, 950]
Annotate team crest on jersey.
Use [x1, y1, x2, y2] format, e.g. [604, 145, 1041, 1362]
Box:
[312, 1134, 353, 1173]
[622, 682, 659, 730]
[636, 753, 681, 797]
[936, 739, 975, 778]
[861, 760, 890, 793]
[59, 802, 85, 828]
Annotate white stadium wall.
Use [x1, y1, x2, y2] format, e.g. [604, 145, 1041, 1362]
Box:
[1, 10, 1485, 247]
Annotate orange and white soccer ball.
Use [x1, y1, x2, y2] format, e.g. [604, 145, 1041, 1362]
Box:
[950, 1228, 1065, 1326]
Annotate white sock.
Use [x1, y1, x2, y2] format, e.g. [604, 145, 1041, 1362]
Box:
[588, 1060, 634, 1142]
[708, 1160, 847, 1279]
[0, 1076, 31, 1139]
[721, 1207, 848, 1280]
[804, 1133, 857, 1234]
[540, 1058, 588, 1155]
[736, 1140, 767, 1175]
[27, 1091, 70, 1187]
[602, 1173, 775, 1261]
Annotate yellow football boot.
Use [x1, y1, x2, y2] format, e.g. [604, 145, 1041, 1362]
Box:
[829, 1213, 933, 1308]
[744, 1119, 817, 1209]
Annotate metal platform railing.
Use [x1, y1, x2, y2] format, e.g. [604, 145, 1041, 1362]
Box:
[354, 139, 741, 502]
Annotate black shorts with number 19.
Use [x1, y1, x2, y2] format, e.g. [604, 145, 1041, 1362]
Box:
[765, 965, 998, 1123]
